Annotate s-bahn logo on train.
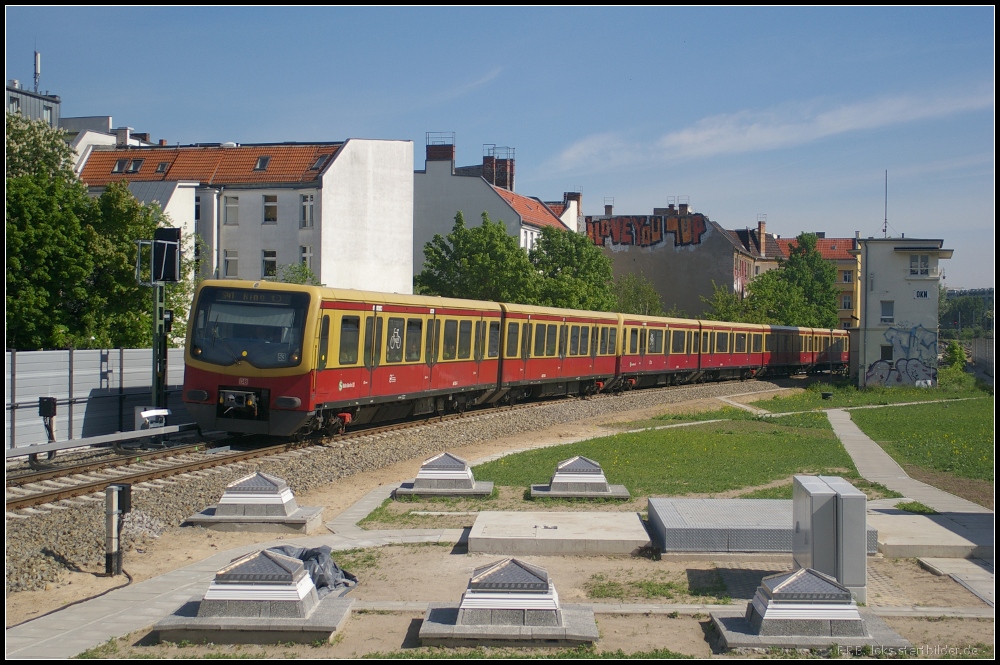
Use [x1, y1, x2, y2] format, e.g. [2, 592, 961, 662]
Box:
[338, 380, 355, 392]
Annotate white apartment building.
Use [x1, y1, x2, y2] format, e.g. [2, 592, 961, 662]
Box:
[78, 139, 414, 294]
[851, 237, 953, 387]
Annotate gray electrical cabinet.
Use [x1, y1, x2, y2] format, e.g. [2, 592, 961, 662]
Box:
[792, 475, 868, 603]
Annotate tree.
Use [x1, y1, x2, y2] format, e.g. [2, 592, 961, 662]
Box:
[779, 233, 839, 328]
[277, 262, 322, 286]
[529, 226, 616, 311]
[415, 211, 536, 303]
[702, 270, 810, 326]
[613, 273, 665, 316]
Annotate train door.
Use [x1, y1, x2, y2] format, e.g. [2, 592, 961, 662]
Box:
[425, 311, 441, 389]
[313, 312, 333, 403]
[362, 307, 383, 397]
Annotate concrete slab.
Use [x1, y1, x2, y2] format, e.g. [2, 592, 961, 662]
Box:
[529, 484, 631, 500]
[185, 506, 324, 534]
[918, 558, 994, 607]
[710, 608, 911, 653]
[154, 596, 353, 645]
[467, 511, 649, 555]
[419, 603, 599, 646]
[394, 480, 494, 498]
[868, 510, 993, 559]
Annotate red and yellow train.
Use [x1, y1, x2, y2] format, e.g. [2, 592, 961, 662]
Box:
[182, 280, 849, 437]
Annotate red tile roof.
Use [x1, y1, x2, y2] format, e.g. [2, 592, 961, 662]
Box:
[780, 238, 857, 261]
[78, 143, 342, 187]
[492, 187, 569, 231]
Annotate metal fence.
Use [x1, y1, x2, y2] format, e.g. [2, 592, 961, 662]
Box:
[5, 348, 192, 450]
[969, 336, 994, 377]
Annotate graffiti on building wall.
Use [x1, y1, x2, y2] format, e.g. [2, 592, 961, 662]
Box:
[865, 324, 938, 387]
[586, 215, 709, 250]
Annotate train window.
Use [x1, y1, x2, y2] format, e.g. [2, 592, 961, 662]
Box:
[339, 316, 360, 365]
[734, 333, 746, 353]
[608, 328, 617, 354]
[690, 331, 698, 354]
[670, 330, 683, 354]
[599, 327, 608, 355]
[640, 329, 648, 355]
[752, 333, 762, 353]
[534, 324, 547, 357]
[442, 320, 458, 360]
[319, 315, 331, 370]
[716, 332, 728, 353]
[363, 316, 382, 368]
[385, 317, 405, 363]
[570, 326, 580, 356]
[522, 322, 532, 359]
[457, 320, 472, 359]
[546, 325, 558, 356]
[558, 325, 567, 357]
[487, 321, 500, 358]
[505, 322, 519, 358]
[765, 334, 774, 352]
[425, 319, 440, 364]
[702, 331, 710, 354]
[473, 321, 483, 360]
[405, 319, 422, 362]
[579, 326, 590, 356]
[591, 327, 599, 356]
[628, 328, 638, 355]
[649, 329, 663, 354]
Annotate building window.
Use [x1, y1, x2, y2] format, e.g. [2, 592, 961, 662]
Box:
[224, 250, 238, 277]
[300, 194, 314, 228]
[254, 155, 271, 171]
[43, 105, 52, 125]
[125, 159, 143, 173]
[263, 195, 278, 224]
[842, 295, 852, 310]
[842, 270, 853, 283]
[310, 155, 329, 170]
[754, 265, 760, 276]
[843, 322, 852, 330]
[880, 301, 894, 325]
[262, 250, 277, 278]
[224, 196, 239, 225]
[8, 96, 20, 114]
[111, 158, 129, 173]
[194, 196, 201, 222]
[300, 245, 313, 270]
[156, 161, 169, 173]
[910, 254, 929, 276]
[880, 345, 894, 362]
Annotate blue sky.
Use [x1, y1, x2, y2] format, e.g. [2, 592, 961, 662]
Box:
[6, 7, 994, 288]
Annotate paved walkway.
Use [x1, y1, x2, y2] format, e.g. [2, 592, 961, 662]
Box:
[6, 398, 995, 658]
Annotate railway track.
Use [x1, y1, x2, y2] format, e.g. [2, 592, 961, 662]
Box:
[3, 394, 581, 512]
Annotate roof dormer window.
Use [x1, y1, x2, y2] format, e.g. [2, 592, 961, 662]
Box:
[125, 159, 144, 173]
[112, 158, 129, 173]
[310, 155, 329, 170]
[254, 156, 271, 171]
[156, 162, 169, 173]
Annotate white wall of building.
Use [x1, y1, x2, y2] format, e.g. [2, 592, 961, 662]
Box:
[857, 238, 950, 387]
[413, 159, 519, 276]
[320, 139, 414, 293]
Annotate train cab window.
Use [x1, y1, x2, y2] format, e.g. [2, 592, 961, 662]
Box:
[608, 328, 618, 354]
[319, 315, 331, 370]
[599, 327, 608, 355]
[426, 319, 440, 364]
[752, 333, 762, 353]
[385, 317, 405, 363]
[442, 320, 458, 360]
[534, 323, 547, 356]
[716, 332, 728, 353]
[505, 322, 520, 358]
[405, 319, 422, 362]
[339, 316, 360, 365]
[671, 330, 685, 354]
[579, 326, 590, 356]
[487, 321, 500, 358]
[546, 325, 558, 357]
[649, 329, 663, 354]
[570, 326, 580, 355]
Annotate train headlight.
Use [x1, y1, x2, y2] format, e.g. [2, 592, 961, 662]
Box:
[291, 351, 301, 363]
[241, 350, 248, 357]
[192, 345, 202, 357]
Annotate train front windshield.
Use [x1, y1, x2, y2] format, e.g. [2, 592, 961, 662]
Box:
[190, 287, 310, 369]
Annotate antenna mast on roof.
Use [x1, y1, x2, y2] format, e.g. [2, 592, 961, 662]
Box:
[882, 170, 888, 238]
[33, 50, 40, 94]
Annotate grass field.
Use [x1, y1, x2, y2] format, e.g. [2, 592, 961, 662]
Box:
[849, 398, 994, 481]
[473, 412, 859, 496]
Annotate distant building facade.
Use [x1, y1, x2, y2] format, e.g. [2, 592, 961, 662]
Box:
[780, 233, 862, 330]
[6, 80, 60, 128]
[78, 139, 414, 294]
[850, 237, 953, 387]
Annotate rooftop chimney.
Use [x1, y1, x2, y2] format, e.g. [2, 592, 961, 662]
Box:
[482, 145, 515, 191]
[159, 139, 168, 146]
[132, 132, 150, 143]
[757, 216, 767, 258]
[678, 203, 689, 215]
[115, 126, 133, 147]
[604, 203, 613, 216]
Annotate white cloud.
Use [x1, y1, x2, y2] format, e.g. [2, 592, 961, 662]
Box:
[549, 87, 994, 173]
